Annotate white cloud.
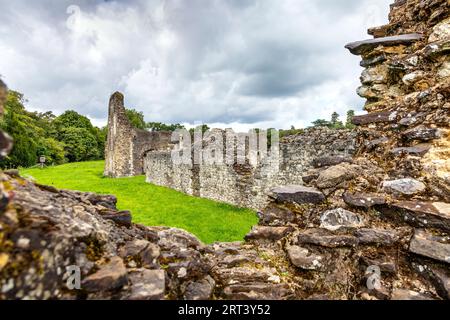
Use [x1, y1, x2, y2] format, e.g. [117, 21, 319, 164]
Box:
[0, 0, 392, 130]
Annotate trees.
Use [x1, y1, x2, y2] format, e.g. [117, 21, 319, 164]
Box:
[146, 122, 185, 132]
[329, 112, 344, 129]
[53, 110, 105, 162]
[311, 110, 355, 130]
[126, 109, 147, 130]
[345, 110, 356, 129]
[0, 90, 106, 168]
[59, 127, 100, 162]
[311, 119, 331, 128]
[0, 91, 42, 168]
[53, 110, 94, 134]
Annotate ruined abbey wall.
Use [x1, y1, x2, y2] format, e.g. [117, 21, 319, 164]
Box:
[103, 92, 173, 178]
[144, 128, 358, 210]
[1, 0, 449, 301]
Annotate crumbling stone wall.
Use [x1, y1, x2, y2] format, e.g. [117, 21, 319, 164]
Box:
[145, 128, 357, 209]
[103, 92, 173, 178]
[1, 0, 448, 301]
[346, 0, 450, 202]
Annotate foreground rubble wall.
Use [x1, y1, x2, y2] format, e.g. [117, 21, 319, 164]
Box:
[0, 0, 449, 300]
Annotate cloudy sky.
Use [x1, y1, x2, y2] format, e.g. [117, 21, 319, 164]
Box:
[0, 0, 393, 130]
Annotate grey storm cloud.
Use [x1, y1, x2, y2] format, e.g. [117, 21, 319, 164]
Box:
[0, 0, 393, 129]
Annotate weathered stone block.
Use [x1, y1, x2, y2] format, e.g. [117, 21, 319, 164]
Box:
[245, 226, 293, 241]
[345, 33, 424, 55]
[382, 178, 426, 196]
[286, 246, 324, 270]
[352, 111, 397, 125]
[409, 229, 450, 265]
[82, 257, 128, 292]
[128, 269, 165, 300]
[311, 156, 352, 168]
[271, 185, 325, 205]
[343, 192, 386, 209]
[320, 208, 364, 231]
[379, 201, 450, 232]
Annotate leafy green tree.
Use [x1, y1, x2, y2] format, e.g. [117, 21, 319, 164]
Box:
[59, 127, 100, 162]
[330, 112, 344, 129]
[53, 110, 95, 136]
[147, 122, 186, 132]
[37, 138, 66, 165]
[0, 91, 41, 168]
[345, 110, 356, 129]
[311, 119, 330, 127]
[94, 126, 107, 159]
[53, 110, 105, 162]
[126, 109, 146, 130]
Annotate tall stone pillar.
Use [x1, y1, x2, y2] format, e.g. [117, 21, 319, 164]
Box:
[103, 92, 135, 177]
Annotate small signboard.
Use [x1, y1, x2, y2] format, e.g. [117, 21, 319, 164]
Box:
[39, 156, 46, 168]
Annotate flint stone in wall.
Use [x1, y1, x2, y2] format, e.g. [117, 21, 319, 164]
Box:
[316, 163, 358, 189]
[345, 33, 424, 55]
[382, 178, 426, 196]
[437, 61, 450, 79]
[429, 17, 450, 42]
[286, 246, 324, 270]
[402, 71, 426, 86]
[402, 127, 440, 141]
[271, 185, 325, 205]
[365, 137, 389, 150]
[356, 85, 388, 100]
[360, 65, 389, 85]
[320, 208, 364, 231]
[119, 239, 151, 258]
[409, 229, 450, 265]
[343, 192, 386, 209]
[379, 201, 450, 232]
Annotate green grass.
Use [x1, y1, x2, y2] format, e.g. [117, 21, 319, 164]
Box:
[20, 161, 258, 244]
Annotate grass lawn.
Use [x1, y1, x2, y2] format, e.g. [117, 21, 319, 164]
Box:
[20, 161, 258, 244]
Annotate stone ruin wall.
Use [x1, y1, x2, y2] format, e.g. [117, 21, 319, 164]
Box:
[103, 92, 173, 178]
[102, 91, 358, 210]
[1, 0, 449, 301]
[144, 128, 358, 210]
[347, 0, 450, 200]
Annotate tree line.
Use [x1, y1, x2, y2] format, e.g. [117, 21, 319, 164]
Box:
[0, 90, 107, 169]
